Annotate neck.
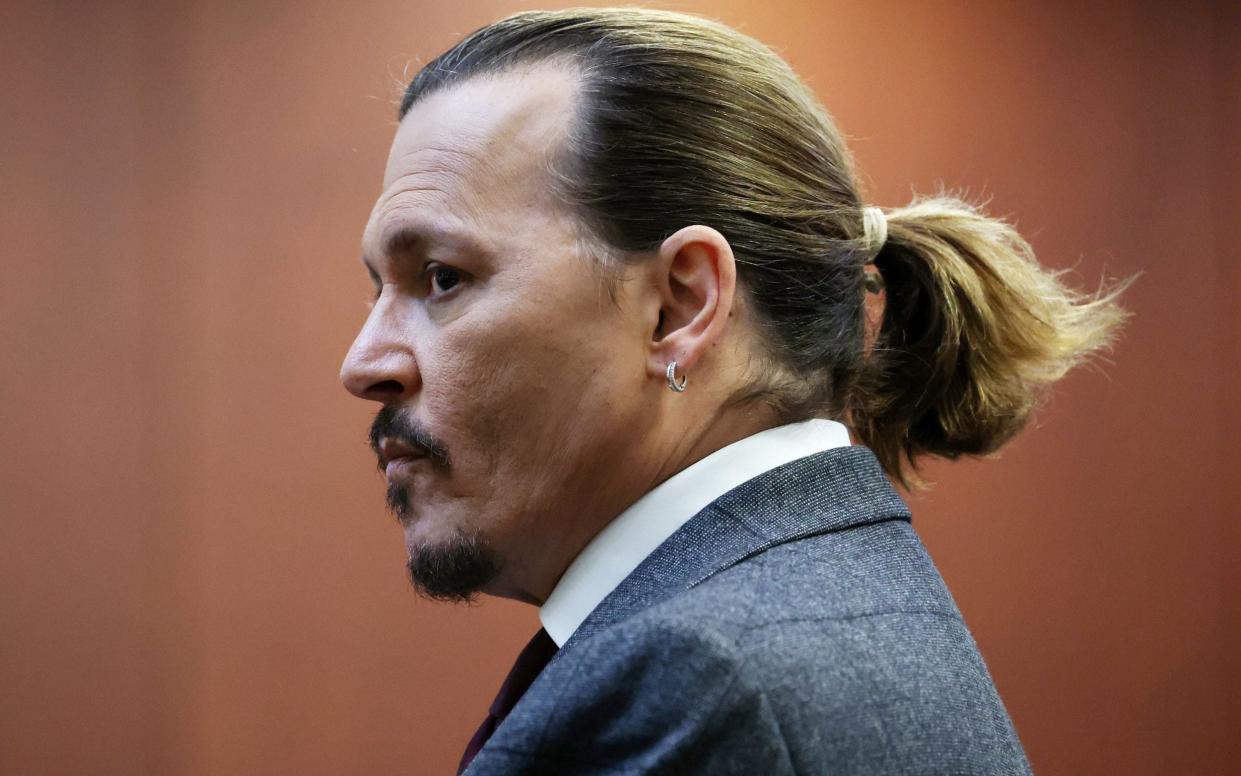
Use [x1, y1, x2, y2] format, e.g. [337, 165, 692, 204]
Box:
[486, 396, 781, 606]
[655, 400, 783, 491]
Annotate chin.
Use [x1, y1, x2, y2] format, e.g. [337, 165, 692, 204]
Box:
[403, 521, 502, 603]
[401, 508, 456, 544]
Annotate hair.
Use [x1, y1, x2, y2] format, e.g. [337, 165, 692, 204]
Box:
[397, 8, 1133, 488]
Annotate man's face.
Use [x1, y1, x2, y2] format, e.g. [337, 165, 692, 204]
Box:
[341, 68, 662, 604]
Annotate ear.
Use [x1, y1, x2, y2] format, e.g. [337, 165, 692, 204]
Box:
[646, 224, 737, 382]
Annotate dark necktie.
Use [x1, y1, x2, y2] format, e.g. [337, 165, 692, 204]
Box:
[457, 627, 559, 775]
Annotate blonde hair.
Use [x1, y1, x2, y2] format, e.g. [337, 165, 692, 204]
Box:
[400, 8, 1133, 488]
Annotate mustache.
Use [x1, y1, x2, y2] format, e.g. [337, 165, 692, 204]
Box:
[368, 405, 452, 470]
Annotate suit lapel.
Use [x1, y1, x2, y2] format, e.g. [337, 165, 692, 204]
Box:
[554, 445, 910, 659]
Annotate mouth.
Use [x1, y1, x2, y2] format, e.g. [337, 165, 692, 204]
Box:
[369, 407, 452, 475]
[385, 455, 424, 479]
[377, 437, 426, 477]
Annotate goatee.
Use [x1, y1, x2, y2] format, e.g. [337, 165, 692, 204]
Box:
[403, 521, 501, 602]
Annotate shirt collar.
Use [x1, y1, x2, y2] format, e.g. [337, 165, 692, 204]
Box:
[538, 418, 853, 646]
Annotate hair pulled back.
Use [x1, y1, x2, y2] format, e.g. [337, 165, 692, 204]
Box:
[400, 8, 1132, 488]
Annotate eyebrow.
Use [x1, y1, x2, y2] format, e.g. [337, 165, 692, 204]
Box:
[382, 225, 428, 260]
[360, 222, 483, 281]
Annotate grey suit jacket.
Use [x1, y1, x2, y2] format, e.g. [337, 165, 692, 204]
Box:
[466, 445, 1032, 775]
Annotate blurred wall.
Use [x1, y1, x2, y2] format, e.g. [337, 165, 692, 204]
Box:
[1, 1, 1237, 774]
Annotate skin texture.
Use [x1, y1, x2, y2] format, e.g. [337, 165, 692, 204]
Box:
[340, 65, 778, 605]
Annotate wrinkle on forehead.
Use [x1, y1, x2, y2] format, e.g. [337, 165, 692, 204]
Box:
[364, 66, 583, 260]
[362, 65, 585, 258]
[381, 65, 580, 198]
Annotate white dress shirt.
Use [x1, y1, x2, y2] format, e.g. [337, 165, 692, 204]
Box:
[539, 418, 853, 647]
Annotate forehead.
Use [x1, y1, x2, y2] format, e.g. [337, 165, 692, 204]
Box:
[374, 66, 580, 237]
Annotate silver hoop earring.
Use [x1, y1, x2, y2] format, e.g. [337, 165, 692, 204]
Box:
[666, 361, 687, 393]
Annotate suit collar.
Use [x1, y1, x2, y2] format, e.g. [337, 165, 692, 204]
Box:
[553, 444, 909, 659]
[539, 419, 852, 646]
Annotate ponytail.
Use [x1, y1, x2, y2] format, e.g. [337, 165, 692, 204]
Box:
[848, 195, 1134, 488]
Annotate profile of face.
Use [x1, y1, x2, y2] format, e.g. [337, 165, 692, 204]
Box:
[340, 67, 670, 605]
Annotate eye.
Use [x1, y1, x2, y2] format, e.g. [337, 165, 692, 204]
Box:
[426, 263, 463, 297]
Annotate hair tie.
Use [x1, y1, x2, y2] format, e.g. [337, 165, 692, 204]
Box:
[862, 206, 888, 259]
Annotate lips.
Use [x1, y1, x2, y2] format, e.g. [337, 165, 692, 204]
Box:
[378, 437, 425, 477]
[385, 456, 421, 478]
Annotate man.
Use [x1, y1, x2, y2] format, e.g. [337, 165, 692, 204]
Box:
[341, 8, 1125, 774]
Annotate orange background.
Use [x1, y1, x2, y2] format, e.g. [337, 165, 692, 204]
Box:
[2, 1, 1237, 774]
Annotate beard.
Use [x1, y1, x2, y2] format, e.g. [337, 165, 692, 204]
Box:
[387, 478, 502, 602]
[370, 406, 499, 601]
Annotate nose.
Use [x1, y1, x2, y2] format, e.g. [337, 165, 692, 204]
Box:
[340, 305, 420, 404]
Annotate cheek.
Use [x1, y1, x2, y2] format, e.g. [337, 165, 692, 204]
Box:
[419, 314, 565, 466]
[423, 304, 640, 486]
